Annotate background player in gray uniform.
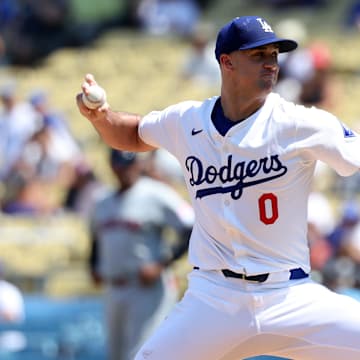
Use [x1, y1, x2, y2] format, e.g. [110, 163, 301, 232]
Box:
[77, 16, 360, 360]
[89, 149, 194, 360]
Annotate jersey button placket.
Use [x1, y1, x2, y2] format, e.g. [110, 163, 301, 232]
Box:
[221, 143, 231, 209]
[219, 136, 232, 213]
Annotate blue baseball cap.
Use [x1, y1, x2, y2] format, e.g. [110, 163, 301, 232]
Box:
[215, 16, 298, 62]
[110, 149, 137, 167]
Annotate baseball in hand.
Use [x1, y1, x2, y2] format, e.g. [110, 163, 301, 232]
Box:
[82, 84, 106, 110]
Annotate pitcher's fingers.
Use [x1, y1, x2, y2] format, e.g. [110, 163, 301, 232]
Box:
[76, 93, 90, 115]
[85, 73, 97, 86]
[81, 81, 90, 94]
[82, 74, 97, 94]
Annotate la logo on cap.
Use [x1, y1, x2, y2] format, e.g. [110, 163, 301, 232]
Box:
[214, 16, 298, 62]
[256, 18, 273, 33]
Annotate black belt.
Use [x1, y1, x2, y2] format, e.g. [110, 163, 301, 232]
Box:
[193, 267, 308, 283]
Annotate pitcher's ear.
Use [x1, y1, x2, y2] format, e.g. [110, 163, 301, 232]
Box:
[220, 54, 233, 69]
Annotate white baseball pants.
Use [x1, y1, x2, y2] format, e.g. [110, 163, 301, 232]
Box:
[134, 269, 360, 360]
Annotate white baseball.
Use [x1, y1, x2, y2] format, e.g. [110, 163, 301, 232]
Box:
[82, 85, 106, 110]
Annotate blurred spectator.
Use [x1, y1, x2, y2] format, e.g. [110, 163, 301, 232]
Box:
[89, 149, 194, 360]
[344, 0, 360, 30]
[1, 0, 71, 65]
[136, 0, 201, 36]
[327, 201, 360, 257]
[5, 90, 81, 191]
[120, 0, 212, 28]
[25, 90, 82, 186]
[298, 42, 335, 109]
[1, 88, 83, 214]
[63, 161, 110, 219]
[337, 210, 360, 264]
[0, 259, 26, 353]
[275, 18, 312, 102]
[307, 191, 334, 271]
[1, 173, 59, 215]
[180, 23, 220, 88]
[0, 0, 107, 66]
[0, 0, 20, 65]
[275, 19, 338, 111]
[0, 0, 208, 66]
[0, 79, 39, 182]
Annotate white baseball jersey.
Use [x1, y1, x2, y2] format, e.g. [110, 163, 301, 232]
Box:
[139, 92, 360, 275]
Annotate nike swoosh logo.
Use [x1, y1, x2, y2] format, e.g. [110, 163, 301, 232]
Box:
[191, 128, 203, 136]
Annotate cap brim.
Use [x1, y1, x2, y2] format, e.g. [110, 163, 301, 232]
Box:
[239, 38, 298, 53]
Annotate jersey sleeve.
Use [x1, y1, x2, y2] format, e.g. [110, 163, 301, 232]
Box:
[138, 103, 183, 154]
[295, 107, 360, 176]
